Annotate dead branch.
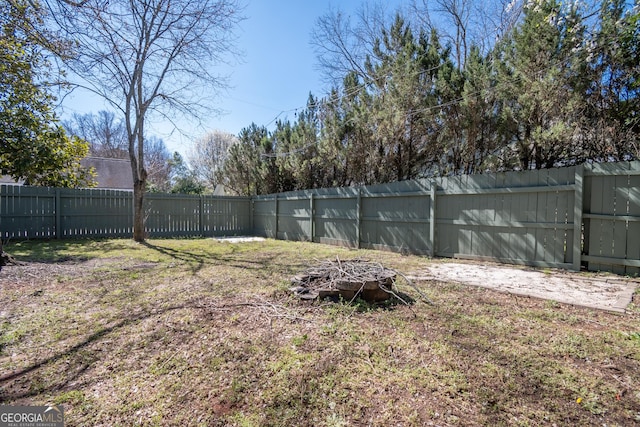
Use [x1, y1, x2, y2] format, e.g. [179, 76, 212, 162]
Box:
[198, 300, 313, 323]
[390, 269, 436, 306]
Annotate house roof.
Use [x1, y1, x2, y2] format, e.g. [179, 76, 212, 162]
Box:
[0, 175, 24, 185]
[81, 157, 133, 190]
[1, 157, 133, 189]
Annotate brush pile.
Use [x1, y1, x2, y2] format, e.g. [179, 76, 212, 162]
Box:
[290, 258, 397, 302]
[0, 243, 21, 272]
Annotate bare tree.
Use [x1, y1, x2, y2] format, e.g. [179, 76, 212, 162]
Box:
[188, 130, 237, 190]
[63, 111, 128, 158]
[49, 0, 244, 241]
[413, 0, 472, 67]
[145, 136, 173, 192]
[311, 1, 395, 84]
[410, 0, 522, 63]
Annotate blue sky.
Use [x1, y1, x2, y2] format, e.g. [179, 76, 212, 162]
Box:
[59, 0, 408, 157]
[200, 0, 402, 146]
[205, 1, 338, 133]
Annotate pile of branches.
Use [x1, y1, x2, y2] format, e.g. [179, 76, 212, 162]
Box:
[293, 258, 394, 288]
[0, 242, 21, 272]
[291, 257, 433, 305]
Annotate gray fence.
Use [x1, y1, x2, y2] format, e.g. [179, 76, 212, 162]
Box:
[0, 186, 251, 239]
[253, 162, 640, 275]
[2, 162, 639, 274]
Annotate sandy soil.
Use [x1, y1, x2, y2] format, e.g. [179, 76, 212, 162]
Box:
[214, 236, 266, 243]
[409, 261, 638, 313]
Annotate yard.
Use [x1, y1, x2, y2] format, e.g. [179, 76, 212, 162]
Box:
[0, 238, 639, 426]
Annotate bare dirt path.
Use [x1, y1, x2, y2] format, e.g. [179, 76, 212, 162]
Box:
[409, 261, 638, 312]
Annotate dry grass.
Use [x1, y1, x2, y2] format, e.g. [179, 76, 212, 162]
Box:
[0, 238, 639, 426]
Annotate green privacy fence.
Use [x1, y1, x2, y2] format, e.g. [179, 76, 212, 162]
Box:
[2, 161, 639, 274]
[253, 161, 640, 275]
[0, 187, 251, 239]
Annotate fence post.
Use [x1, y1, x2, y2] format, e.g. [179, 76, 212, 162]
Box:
[573, 165, 584, 271]
[250, 198, 255, 235]
[55, 188, 61, 239]
[199, 195, 204, 237]
[429, 184, 436, 257]
[356, 188, 362, 249]
[309, 193, 314, 242]
[274, 195, 279, 240]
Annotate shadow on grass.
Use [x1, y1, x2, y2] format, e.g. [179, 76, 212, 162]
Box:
[7, 238, 353, 279]
[4, 239, 137, 263]
[140, 241, 310, 276]
[0, 303, 198, 402]
[140, 241, 209, 274]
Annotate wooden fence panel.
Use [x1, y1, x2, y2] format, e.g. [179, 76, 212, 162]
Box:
[205, 197, 252, 237]
[3, 162, 639, 276]
[433, 176, 458, 257]
[546, 167, 575, 265]
[504, 171, 527, 262]
[518, 171, 540, 263]
[360, 192, 431, 254]
[145, 194, 252, 238]
[585, 163, 610, 271]
[145, 194, 201, 237]
[434, 168, 575, 268]
[253, 197, 277, 238]
[612, 174, 630, 275]
[583, 161, 640, 274]
[1, 186, 252, 239]
[0, 185, 56, 238]
[277, 197, 311, 241]
[60, 188, 132, 238]
[314, 195, 358, 247]
[628, 174, 640, 276]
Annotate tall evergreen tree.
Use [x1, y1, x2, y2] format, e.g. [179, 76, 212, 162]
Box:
[219, 124, 267, 196]
[458, 45, 500, 173]
[582, 0, 639, 160]
[218, 1, 638, 195]
[283, 94, 321, 190]
[365, 15, 445, 181]
[496, 0, 587, 169]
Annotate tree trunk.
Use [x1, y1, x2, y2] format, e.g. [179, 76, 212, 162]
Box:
[133, 178, 146, 242]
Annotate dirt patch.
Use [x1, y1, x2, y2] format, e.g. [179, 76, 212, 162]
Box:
[409, 261, 638, 312]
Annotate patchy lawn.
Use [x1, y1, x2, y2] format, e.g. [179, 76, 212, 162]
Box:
[0, 238, 639, 426]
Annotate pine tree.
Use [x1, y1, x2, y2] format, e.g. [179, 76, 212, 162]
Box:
[583, 0, 639, 160]
[458, 45, 499, 174]
[219, 124, 267, 196]
[365, 15, 445, 181]
[496, 0, 587, 169]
